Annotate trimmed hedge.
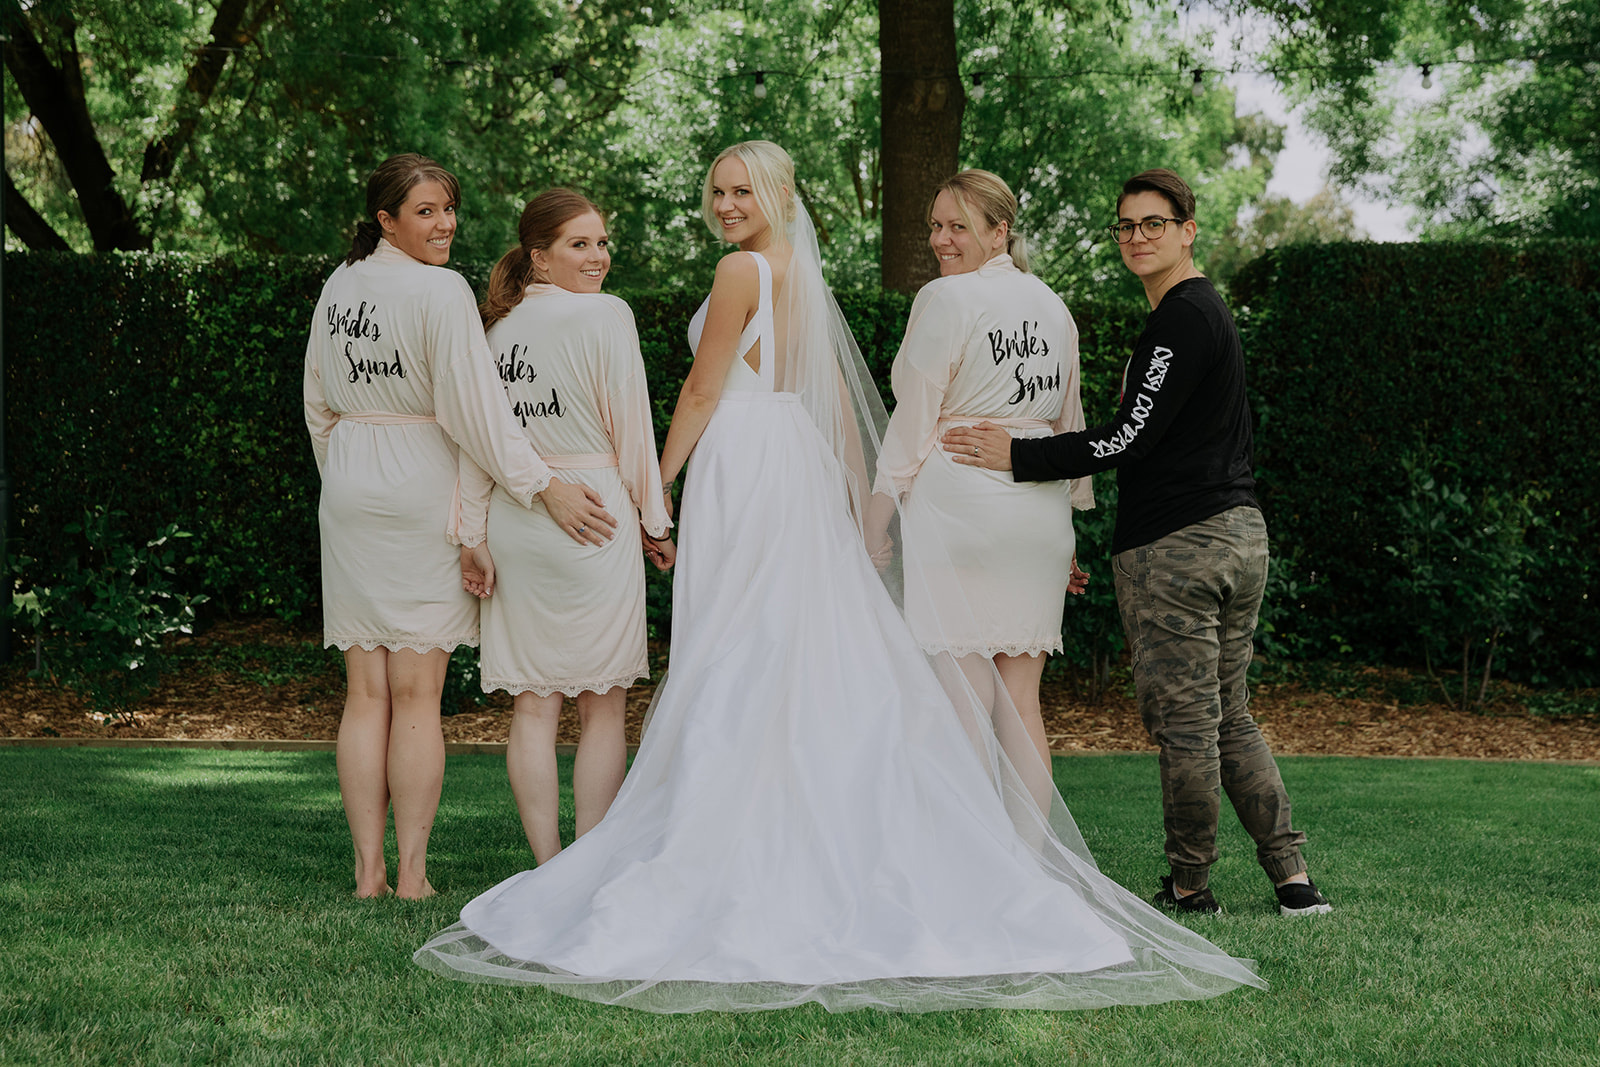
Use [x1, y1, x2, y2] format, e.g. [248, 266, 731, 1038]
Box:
[7, 244, 1593, 683]
[1233, 240, 1600, 684]
[0, 252, 1127, 622]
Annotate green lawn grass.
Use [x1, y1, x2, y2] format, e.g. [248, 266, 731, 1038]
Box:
[2, 749, 1597, 1066]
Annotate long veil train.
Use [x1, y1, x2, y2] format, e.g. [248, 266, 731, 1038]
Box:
[413, 202, 1264, 1012]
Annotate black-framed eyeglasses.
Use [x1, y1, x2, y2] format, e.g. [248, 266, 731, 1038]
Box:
[1107, 217, 1183, 243]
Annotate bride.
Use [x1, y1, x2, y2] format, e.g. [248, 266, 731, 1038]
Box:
[414, 141, 1265, 1012]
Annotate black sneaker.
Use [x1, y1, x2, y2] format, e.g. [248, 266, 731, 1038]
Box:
[1275, 879, 1333, 917]
[1152, 875, 1221, 915]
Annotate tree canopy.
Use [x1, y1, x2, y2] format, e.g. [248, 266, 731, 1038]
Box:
[1228, 0, 1598, 238]
[24, 0, 1585, 291]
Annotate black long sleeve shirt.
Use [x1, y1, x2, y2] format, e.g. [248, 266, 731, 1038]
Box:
[1010, 277, 1259, 554]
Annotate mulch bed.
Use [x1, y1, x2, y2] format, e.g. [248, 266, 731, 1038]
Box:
[4, 620, 1597, 762]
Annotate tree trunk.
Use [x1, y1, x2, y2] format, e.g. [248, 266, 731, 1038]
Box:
[879, 0, 963, 293]
[1, 1, 149, 250]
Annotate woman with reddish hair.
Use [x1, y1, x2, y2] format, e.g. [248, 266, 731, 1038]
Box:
[456, 189, 671, 866]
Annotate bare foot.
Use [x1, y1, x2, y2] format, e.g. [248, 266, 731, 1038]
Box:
[396, 880, 436, 901]
[353, 884, 393, 900]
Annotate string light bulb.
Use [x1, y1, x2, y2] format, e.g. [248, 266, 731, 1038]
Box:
[551, 64, 568, 93]
[1191, 69, 1204, 98]
[1420, 63, 1432, 89]
[970, 72, 986, 102]
[753, 70, 767, 98]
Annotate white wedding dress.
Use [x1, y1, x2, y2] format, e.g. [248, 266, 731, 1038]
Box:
[414, 245, 1263, 1013]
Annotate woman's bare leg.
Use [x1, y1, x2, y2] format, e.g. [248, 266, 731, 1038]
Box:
[573, 687, 628, 838]
[507, 692, 564, 865]
[994, 651, 1054, 814]
[338, 647, 393, 898]
[386, 647, 449, 899]
[994, 651, 1051, 769]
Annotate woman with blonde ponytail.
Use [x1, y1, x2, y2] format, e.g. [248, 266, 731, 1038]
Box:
[453, 189, 671, 866]
[869, 168, 1093, 775]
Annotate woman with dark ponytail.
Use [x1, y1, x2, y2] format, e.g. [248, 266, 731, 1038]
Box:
[453, 189, 671, 865]
[304, 154, 618, 900]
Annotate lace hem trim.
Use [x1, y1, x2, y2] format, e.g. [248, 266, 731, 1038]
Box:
[918, 639, 1064, 659]
[481, 669, 648, 699]
[326, 633, 479, 655]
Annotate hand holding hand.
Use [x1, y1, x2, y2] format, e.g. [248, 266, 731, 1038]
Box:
[460, 543, 496, 599]
[1067, 555, 1089, 595]
[867, 533, 894, 572]
[941, 423, 1014, 471]
[643, 532, 677, 571]
[540, 478, 618, 546]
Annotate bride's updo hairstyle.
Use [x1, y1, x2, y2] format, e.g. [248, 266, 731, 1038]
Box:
[345, 153, 462, 266]
[700, 140, 797, 241]
[929, 169, 1031, 273]
[480, 188, 606, 329]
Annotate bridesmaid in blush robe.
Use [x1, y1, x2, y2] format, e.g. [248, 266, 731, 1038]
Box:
[304, 155, 617, 900]
[456, 190, 672, 866]
[869, 169, 1093, 775]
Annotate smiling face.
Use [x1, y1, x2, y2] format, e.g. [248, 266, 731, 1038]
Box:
[532, 211, 611, 293]
[1115, 189, 1195, 284]
[377, 179, 457, 265]
[709, 157, 771, 248]
[927, 189, 1007, 276]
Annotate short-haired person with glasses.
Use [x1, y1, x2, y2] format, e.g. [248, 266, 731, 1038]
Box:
[942, 169, 1331, 918]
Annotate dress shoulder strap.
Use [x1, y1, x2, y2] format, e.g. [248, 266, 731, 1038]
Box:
[746, 251, 777, 389]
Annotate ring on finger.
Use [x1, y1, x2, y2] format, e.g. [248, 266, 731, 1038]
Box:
[578, 524, 586, 533]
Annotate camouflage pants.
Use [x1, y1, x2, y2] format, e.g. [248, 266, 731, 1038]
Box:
[1113, 506, 1307, 892]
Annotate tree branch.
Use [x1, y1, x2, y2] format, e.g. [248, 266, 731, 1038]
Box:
[141, 0, 282, 183]
[3, 169, 71, 250]
[1, 0, 148, 249]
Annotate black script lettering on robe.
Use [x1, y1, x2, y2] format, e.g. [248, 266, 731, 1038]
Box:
[512, 389, 565, 426]
[328, 301, 383, 343]
[987, 320, 1050, 365]
[345, 343, 407, 384]
[497, 344, 540, 384]
[1008, 363, 1061, 405]
[988, 319, 1061, 405]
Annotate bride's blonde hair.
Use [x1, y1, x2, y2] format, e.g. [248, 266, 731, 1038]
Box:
[700, 140, 796, 242]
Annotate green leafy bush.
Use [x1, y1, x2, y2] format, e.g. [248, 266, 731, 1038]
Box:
[1385, 449, 1539, 710]
[1234, 239, 1600, 685]
[9, 508, 208, 714]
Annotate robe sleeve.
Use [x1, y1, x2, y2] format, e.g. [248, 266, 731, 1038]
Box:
[303, 312, 338, 477]
[599, 298, 671, 539]
[449, 452, 495, 548]
[875, 283, 964, 500]
[428, 272, 553, 507]
[1049, 309, 1096, 511]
